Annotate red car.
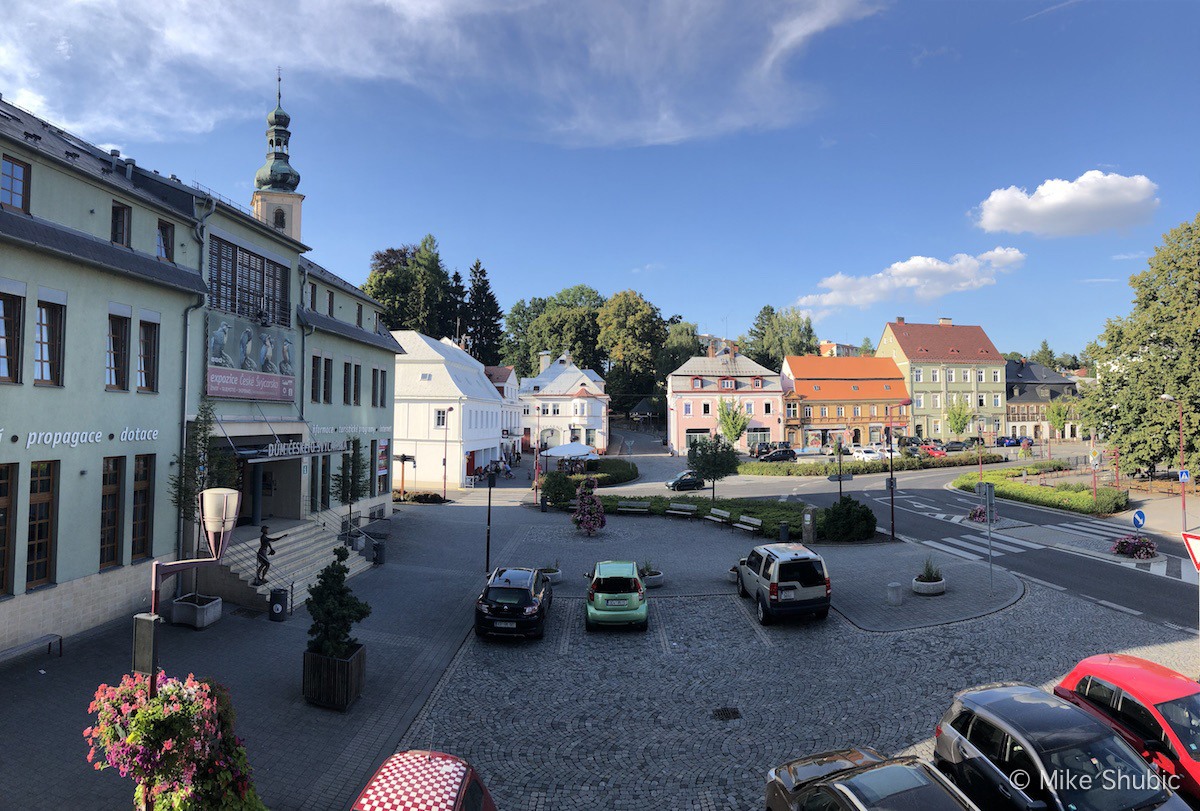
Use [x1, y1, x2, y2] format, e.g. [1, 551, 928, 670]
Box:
[918, 444, 947, 458]
[1055, 654, 1200, 802]
[352, 750, 496, 811]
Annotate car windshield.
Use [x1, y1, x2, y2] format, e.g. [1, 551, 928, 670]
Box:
[484, 587, 529, 605]
[842, 765, 969, 811]
[594, 576, 637, 594]
[778, 561, 825, 587]
[1156, 692, 1200, 757]
[1040, 734, 1169, 811]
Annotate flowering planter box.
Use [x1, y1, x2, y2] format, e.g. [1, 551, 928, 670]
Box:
[303, 644, 366, 711]
[171, 593, 223, 629]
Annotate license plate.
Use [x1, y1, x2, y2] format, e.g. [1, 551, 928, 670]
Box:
[494, 621, 517, 628]
[780, 590, 796, 601]
[605, 599, 628, 607]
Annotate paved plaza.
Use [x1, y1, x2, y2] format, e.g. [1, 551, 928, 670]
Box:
[3, 479, 1197, 809]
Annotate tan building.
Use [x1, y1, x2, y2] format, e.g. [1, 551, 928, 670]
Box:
[782, 356, 910, 450]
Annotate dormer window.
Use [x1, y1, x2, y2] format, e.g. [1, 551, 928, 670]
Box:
[692, 377, 702, 388]
[813, 385, 820, 391]
[721, 379, 734, 389]
[753, 378, 763, 388]
[851, 385, 859, 391]
[884, 384, 891, 390]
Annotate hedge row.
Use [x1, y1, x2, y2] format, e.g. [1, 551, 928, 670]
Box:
[951, 471, 1129, 515]
[537, 459, 639, 492]
[738, 453, 1006, 477]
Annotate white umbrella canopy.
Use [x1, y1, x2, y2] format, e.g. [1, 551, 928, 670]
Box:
[540, 441, 595, 459]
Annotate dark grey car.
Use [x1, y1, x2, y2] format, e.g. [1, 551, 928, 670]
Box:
[934, 683, 1189, 811]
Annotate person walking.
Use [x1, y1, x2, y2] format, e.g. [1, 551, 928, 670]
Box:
[252, 526, 286, 585]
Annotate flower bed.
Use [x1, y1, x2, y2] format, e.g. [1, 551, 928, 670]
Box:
[738, 453, 1005, 477]
[1111, 535, 1157, 559]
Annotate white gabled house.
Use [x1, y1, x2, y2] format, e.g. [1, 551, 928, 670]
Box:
[391, 332, 505, 491]
[519, 351, 610, 453]
[484, 365, 522, 459]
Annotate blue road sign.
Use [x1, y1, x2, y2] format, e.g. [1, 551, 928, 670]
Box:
[1181, 470, 1191, 483]
[1133, 510, 1146, 529]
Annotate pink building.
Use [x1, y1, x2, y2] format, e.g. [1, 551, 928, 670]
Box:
[665, 347, 783, 453]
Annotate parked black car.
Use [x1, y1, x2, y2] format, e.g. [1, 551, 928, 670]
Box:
[760, 448, 797, 463]
[474, 567, 553, 639]
[666, 470, 706, 491]
[944, 440, 967, 452]
[751, 441, 771, 458]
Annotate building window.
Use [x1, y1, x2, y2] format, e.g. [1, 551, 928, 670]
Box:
[552, 403, 560, 416]
[870, 405, 877, 417]
[803, 406, 812, 418]
[977, 394, 986, 408]
[0, 292, 22, 383]
[746, 402, 754, 416]
[100, 456, 124, 570]
[132, 455, 153, 560]
[311, 356, 321, 402]
[353, 364, 362, 406]
[683, 402, 692, 416]
[273, 208, 286, 229]
[207, 236, 291, 327]
[933, 420, 941, 434]
[992, 370, 1001, 383]
[27, 460, 57, 588]
[106, 314, 130, 391]
[946, 369, 954, 383]
[540, 404, 548, 415]
[379, 370, 387, 408]
[322, 358, 332, 404]
[753, 378, 762, 388]
[702, 402, 711, 416]
[137, 321, 159, 392]
[1, 155, 30, 212]
[0, 463, 13, 595]
[852, 405, 861, 417]
[435, 409, 447, 428]
[343, 362, 352, 405]
[721, 379, 733, 389]
[34, 301, 63, 386]
[977, 369, 984, 382]
[786, 402, 797, 418]
[915, 393, 924, 409]
[308, 283, 317, 310]
[765, 401, 772, 415]
[356, 303, 363, 327]
[523, 405, 530, 415]
[156, 220, 175, 261]
[327, 290, 334, 316]
[820, 406, 828, 417]
[371, 369, 379, 407]
[993, 394, 1002, 408]
[110, 201, 132, 246]
[913, 368, 922, 383]
[932, 394, 940, 409]
[931, 369, 940, 383]
[692, 377, 701, 388]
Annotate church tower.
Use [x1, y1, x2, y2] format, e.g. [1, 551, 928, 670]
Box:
[251, 74, 304, 241]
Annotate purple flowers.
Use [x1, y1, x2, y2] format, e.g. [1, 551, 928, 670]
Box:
[1111, 535, 1157, 560]
[572, 477, 606, 536]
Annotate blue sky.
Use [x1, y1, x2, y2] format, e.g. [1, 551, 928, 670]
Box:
[3, 0, 1196, 357]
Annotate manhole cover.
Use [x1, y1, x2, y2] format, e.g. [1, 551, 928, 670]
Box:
[712, 707, 741, 721]
[232, 607, 264, 619]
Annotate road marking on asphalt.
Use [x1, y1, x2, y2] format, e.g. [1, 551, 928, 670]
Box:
[958, 533, 1028, 554]
[922, 540, 982, 560]
[942, 536, 1005, 557]
[907, 501, 940, 510]
[731, 595, 776, 647]
[1052, 524, 1108, 540]
[1018, 574, 1067, 591]
[1062, 521, 1130, 538]
[1096, 599, 1143, 616]
[1164, 622, 1198, 633]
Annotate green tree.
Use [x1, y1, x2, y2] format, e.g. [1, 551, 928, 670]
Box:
[859, 336, 876, 356]
[1003, 351, 1025, 362]
[1046, 396, 1075, 459]
[743, 306, 817, 370]
[657, 321, 701, 380]
[305, 545, 371, 658]
[944, 395, 974, 438]
[502, 296, 548, 376]
[330, 438, 371, 535]
[598, 290, 667, 410]
[686, 435, 740, 502]
[743, 305, 777, 367]
[465, 259, 504, 366]
[717, 398, 751, 445]
[525, 306, 605, 373]
[548, 284, 605, 310]
[169, 397, 238, 526]
[363, 235, 453, 336]
[1030, 339, 1056, 367]
[362, 243, 418, 330]
[448, 270, 467, 341]
[1080, 214, 1200, 475]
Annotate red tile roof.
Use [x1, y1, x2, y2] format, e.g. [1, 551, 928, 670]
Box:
[784, 356, 908, 402]
[886, 321, 1001, 362]
[483, 365, 514, 384]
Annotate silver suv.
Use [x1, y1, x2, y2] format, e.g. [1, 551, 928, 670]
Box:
[737, 543, 830, 625]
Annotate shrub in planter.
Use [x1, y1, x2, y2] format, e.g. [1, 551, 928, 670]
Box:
[572, 477, 606, 535]
[817, 496, 877, 542]
[916, 557, 943, 583]
[303, 546, 371, 710]
[394, 491, 446, 504]
[1112, 535, 1157, 559]
[913, 557, 945, 595]
[540, 472, 575, 507]
[967, 505, 988, 523]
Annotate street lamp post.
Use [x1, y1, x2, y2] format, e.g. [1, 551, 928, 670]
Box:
[889, 399, 913, 542]
[442, 406, 455, 501]
[534, 407, 542, 501]
[1161, 394, 1186, 532]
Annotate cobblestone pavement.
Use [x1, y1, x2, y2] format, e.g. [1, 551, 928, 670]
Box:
[400, 581, 1198, 811]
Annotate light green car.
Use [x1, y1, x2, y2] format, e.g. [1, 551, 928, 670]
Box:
[584, 561, 649, 632]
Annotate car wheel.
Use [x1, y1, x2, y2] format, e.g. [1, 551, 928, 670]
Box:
[738, 577, 748, 598]
[814, 607, 829, 620]
[474, 626, 486, 637]
[638, 620, 649, 632]
[757, 599, 772, 626]
[585, 618, 595, 633]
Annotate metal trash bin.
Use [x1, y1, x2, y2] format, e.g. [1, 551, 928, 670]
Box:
[373, 540, 385, 565]
[269, 588, 288, 622]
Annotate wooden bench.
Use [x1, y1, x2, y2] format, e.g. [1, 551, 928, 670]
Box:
[0, 633, 63, 664]
[733, 515, 763, 534]
[617, 500, 651, 514]
[705, 508, 731, 524]
[665, 503, 698, 518]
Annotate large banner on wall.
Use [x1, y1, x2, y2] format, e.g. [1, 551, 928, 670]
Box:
[206, 313, 296, 401]
[377, 439, 389, 477]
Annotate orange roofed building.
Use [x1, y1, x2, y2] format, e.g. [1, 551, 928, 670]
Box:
[782, 356, 911, 451]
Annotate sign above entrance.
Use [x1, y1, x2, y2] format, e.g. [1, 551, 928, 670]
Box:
[263, 439, 347, 460]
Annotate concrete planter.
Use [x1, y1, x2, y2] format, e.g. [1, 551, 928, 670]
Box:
[912, 577, 946, 596]
[171, 594, 223, 629]
[643, 571, 664, 589]
[303, 644, 366, 711]
[727, 568, 739, 583]
[543, 569, 562, 585]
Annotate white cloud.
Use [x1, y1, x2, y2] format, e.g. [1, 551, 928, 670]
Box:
[975, 170, 1159, 237]
[1111, 251, 1148, 261]
[1081, 278, 1119, 284]
[795, 247, 1026, 314]
[0, 0, 883, 147]
[630, 262, 664, 274]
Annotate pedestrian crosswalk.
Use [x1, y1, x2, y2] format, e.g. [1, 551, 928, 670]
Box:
[1050, 519, 1137, 541]
[920, 532, 1046, 561]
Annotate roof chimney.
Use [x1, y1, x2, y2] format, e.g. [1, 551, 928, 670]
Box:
[109, 149, 120, 171]
[707, 343, 715, 359]
[896, 317, 905, 324]
[538, 351, 551, 373]
[938, 317, 952, 326]
[731, 343, 739, 356]
[125, 158, 135, 180]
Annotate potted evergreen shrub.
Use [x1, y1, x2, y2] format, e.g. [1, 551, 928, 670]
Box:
[302, 546, 372, 711]
[912, 557, 945, 596]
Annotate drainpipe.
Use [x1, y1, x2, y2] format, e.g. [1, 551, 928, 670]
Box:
[299, 261, 312, 420]
[175, 196, 217, 599]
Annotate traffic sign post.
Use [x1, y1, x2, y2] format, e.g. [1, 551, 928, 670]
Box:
[974, 482, 996, 592]
[1181, 470, 1191, 484]
[1132, 509, 1146, 539]
[1182, 533, 1200, 665]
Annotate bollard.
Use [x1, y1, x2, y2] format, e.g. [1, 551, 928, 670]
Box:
[540, 494, 547, 513]
[886, 582, 904, 606]
[779, 522, 789, 543]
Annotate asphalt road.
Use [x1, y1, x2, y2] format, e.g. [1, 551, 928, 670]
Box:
[608, 428, 1199, 631]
